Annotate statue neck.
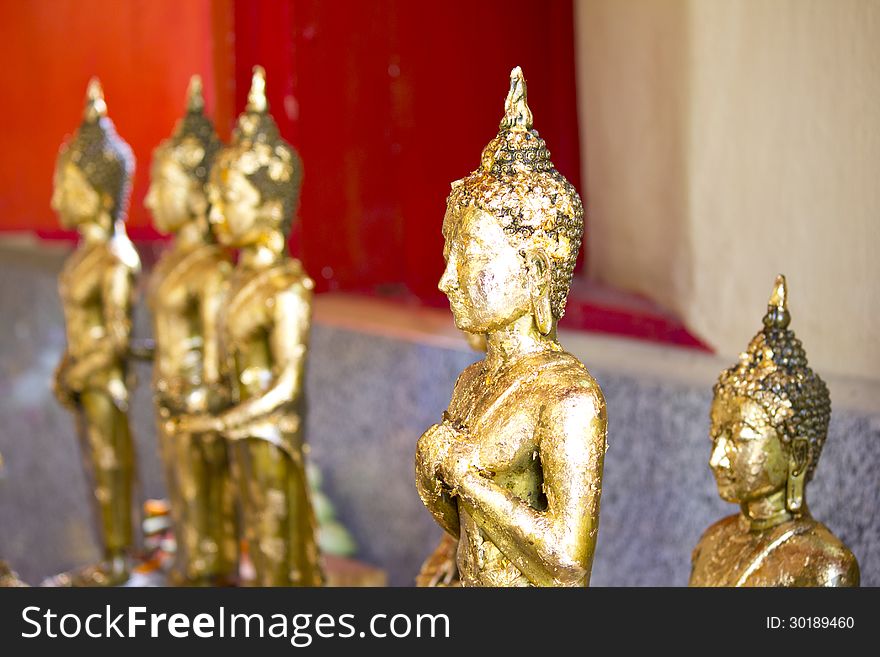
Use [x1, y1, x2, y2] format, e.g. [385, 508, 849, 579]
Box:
[484, 313, 558, 380]
[175, 214, 211, 250]
[741, 488, 805, 531]
[79, 212, 114, 244]
[239, 241, 284, 270]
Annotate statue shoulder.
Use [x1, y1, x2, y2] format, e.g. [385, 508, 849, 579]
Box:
[693, 514, 740, 555]
[537, 350, 605, 411]
[270, 258, 315, 297]
[149, 243, 229, 302]
[451, 359, 485, 398]
[191, 244, 232, 279]
[780, 518, 861, 586]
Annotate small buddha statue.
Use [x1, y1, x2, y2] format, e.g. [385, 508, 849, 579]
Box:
[174, 67, 323, 586]
[48, 79, 140, 586]
[414, 67, 607, 587]
[689, 275, 860, 587]
[145, 76, 238, 585]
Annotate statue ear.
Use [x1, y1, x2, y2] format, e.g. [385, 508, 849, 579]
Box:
[785, 437, 809, 513]
[188, 185, 209, 218]
[526, 249, 552, 335]
[99, 192, 116, 225]
[790, 437, 810, 476]
[259, 198, 284, 225]
[258, 200, 286, 253]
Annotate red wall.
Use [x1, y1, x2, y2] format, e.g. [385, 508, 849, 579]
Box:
[0, 0, 581, 306]
[0, 0, 707, 348]
[0, 0, 227, 239]
[230, 0, 583, 304]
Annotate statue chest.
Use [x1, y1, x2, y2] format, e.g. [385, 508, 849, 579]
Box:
[149, 247, 224, 314]
[59, 245, 108, 308]
[693, 530, 768, 586]
[692, 521, 813, 586]
[220, 277, 279, 396]
[223, 287, 272, 349]
[446, 377, 542, 483]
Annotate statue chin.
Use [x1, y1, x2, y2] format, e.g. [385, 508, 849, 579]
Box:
[716, 487, 739, 504]
[449, 311, 475, 332]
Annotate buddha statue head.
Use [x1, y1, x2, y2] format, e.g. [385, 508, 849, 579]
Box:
[51, 78, 135, 232]
[208, 66, 302, 251]
[709, 275, 831, 515]
[439, 67, 584, 337]
[145, 76, 222, 234]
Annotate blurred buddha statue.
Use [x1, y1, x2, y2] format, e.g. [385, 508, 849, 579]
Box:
[0, 562, 27, 587]
[0, 451, 27, 587]
[174, 67, 322, 586]
[690, 275, 859, 587]
[145, 76, 238, 585]
[48, 79, 139, 586]
[414, 67, 607, 587]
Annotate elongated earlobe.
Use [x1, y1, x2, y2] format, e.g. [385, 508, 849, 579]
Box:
[528, 251, 553, 335]
[262, 227, 285, 254]
[189, 188, 209, 219]
[786, 438, 809, 513]
[534, 292, 552, 335]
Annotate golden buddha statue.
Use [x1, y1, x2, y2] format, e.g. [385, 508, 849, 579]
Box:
[414, 67, 607, 587]
[690, 275, 860, 587]
[145, 76, 238, 585]
[49, 79, 140, 586]
[173, 67, 323, 586]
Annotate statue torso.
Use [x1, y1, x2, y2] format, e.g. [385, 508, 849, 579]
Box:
[58, 236, 139, 393]
[441, 349, 601, 587]
[219, 258, 312, 446]
[147, 241, 230, 409]
[690, 512, 860, 587]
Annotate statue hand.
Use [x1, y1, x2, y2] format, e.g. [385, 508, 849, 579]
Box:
[418, 419, 474, 490]
[416, 426, 446, 501]
[52, 355, 78, 409]
[172, 413, 224, 436]
[437, 433, 480, 487]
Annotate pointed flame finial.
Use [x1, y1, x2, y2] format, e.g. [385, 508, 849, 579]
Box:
[769, 274, 787, 311]
[186, 75, 205, 113]
[764, 273, 791, 329]
[84, 77, 107, 123]
[247, 66, 268, 113]
[500, 66, 533, 132]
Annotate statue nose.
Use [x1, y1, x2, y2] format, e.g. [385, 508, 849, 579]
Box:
[710, 438, 729, 469]
[438, 264, 454, 294]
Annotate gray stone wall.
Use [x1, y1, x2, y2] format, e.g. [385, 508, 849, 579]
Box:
[1, 244, 877, 586]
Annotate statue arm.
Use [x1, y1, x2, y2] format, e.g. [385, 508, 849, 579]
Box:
[199, 262, 228, 389]
[52, 351, 77, 408]
[414, 365, 484, 538]
[451, 388, 606, 586]
[65, 260, 135, 386]
[218, 284, 310, 432]
[415, 424, 461, 538]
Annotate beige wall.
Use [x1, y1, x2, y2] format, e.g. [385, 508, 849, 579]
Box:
[575, 0, 880, 381]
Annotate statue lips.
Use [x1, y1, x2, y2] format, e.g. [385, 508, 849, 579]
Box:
[713, 467, 734, 487]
